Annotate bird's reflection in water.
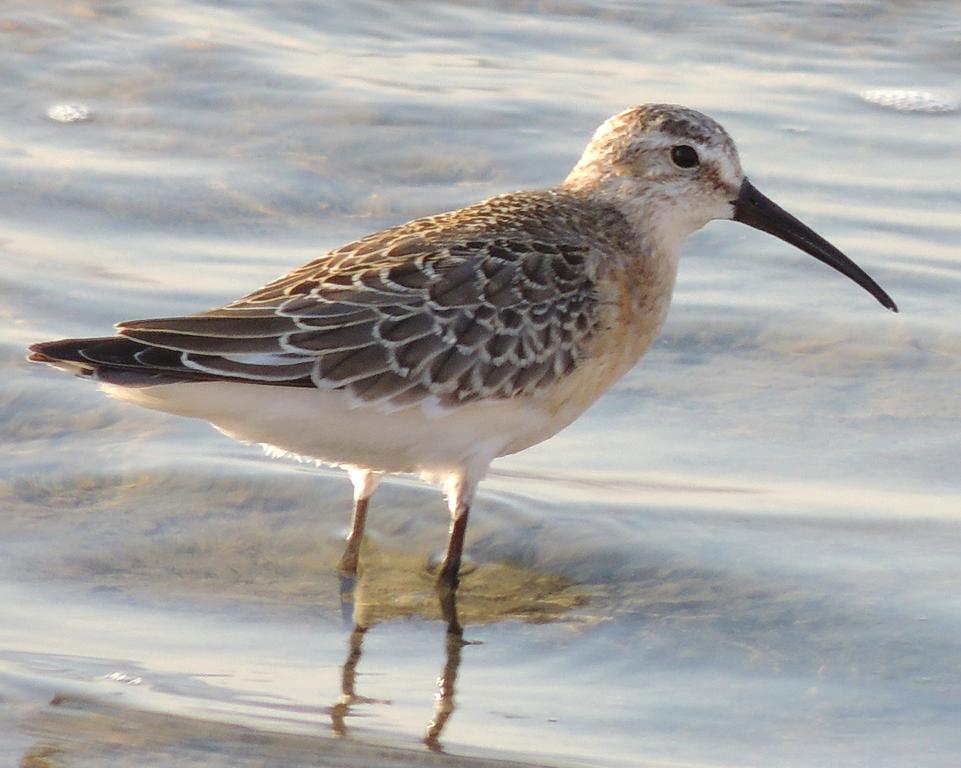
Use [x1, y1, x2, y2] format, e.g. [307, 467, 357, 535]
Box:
[329, 548, 586, 750]
[330, 623, 375, 737]
[423, 631, 467, 750]
[332, 571, 470, 750]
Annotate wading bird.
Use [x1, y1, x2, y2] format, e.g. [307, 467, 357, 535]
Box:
[29, 104, 897, 596]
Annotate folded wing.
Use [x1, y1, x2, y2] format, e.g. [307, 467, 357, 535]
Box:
[31, 199, 602, 409]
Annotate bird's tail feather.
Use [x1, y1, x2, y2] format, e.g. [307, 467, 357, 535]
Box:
[28, 337, 210, 387]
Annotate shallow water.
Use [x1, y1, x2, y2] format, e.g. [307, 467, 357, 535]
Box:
[2, 1, 960, 766]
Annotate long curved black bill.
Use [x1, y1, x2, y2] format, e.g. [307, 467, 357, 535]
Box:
[732, 178, 898, 312]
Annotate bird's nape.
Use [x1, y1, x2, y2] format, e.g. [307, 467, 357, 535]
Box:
[731, 178, 898, 312]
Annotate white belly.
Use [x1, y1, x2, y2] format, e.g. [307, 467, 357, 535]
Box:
[105, 380, 571, 477]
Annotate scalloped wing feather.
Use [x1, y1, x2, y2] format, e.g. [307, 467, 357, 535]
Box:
[107, 192, 610, 409]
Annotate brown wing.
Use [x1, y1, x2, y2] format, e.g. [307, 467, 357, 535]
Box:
[39, 194, 605, 409]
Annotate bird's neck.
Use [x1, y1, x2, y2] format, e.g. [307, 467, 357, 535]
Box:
[561, 171, 692, 265]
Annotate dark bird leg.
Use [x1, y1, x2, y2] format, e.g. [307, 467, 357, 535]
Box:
[436, 471, 478, 595]
[436, 552, 465, 636]
[337, 469, 381, 576]
[337, 470, 381, 625]
[437, 506, 470, 594]
[338, 497, 369, 576]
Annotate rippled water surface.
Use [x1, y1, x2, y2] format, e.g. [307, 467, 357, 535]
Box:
[2, 2, 960, 766]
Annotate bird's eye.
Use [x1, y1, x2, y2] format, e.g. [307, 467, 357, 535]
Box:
[671, 145, 699, 169]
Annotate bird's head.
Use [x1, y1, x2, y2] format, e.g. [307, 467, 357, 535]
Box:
[564, 104, 897, 312]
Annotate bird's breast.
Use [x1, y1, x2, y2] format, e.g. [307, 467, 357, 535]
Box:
[499, 245, 679, 455]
